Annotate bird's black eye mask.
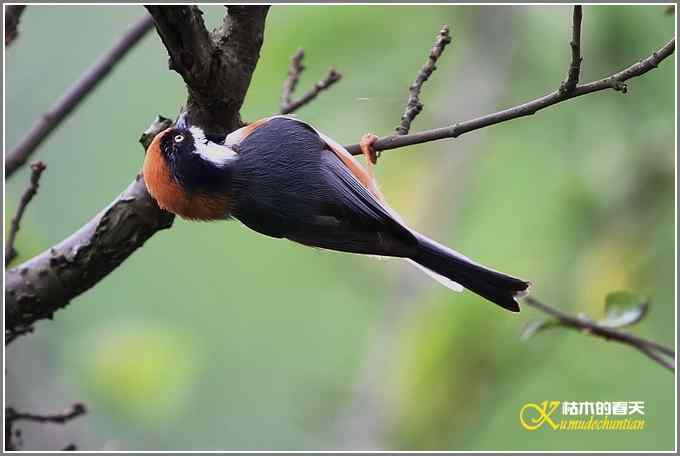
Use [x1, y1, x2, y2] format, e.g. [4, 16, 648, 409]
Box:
[159, 127, 231, 193]
[160, 128, 194, 160]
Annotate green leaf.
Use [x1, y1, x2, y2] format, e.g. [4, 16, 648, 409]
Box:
[599, 291, 649, 328]
[521, 318, 561, 341]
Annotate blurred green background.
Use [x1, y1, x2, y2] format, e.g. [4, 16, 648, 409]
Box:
[4, 5, 675, 451]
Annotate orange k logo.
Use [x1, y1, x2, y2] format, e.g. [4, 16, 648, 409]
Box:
[519, 400, 560, 430]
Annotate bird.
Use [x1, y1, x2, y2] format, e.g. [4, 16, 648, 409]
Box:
[143, 114, 531, 311]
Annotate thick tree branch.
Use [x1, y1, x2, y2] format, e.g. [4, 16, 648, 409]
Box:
[560, 5, 583, 94]
[5, 161, 47, 266]
[4, 14, 154, 178]
[4, 5, 26, 46]
[220, 6, 270, 70]
[146, 5, 269, 134]
[345, 37, 674, 155]
[396, 24, 452, 135]
[524, 296, 675, 372]
[144, 7, 213, 92]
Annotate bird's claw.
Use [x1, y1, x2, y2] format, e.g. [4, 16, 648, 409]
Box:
[360, 133, 380, 165]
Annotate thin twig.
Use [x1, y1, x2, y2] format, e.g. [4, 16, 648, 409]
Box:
[281, 48, 306, 109]
[524, 296, 675, 372]
[5, 161, 46, 266]
[5, 5, 26, 46]
[345, 37, 675, 155]
[6, 403, 87, 425]
[560, 6, 583, 94]
[5, 403, 86, 450]
[4, 14, 154, 178]
[280, 68, 342, 115]
[396, 24, 452, 135]
[637, 345, 675, 371]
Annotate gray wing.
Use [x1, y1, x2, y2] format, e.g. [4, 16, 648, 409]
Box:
[286, 150, 418, 258]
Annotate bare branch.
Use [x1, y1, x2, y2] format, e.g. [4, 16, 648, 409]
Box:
[345, 37, 675, 155]
[4, 5, 26, 46]
[396, 24, 452, 135]
[280, 67, 342, 115]
[638, 345, 675, 371]
[144, 7, 213, 86]
[278, 46, 342, 115]
[4, 14, 154, 179]
[5, 161, 47, 266]
[6, 403, 86, 425]
[280, 48, 306, 109]
[524, 296, 675, 372]
[146, 5, 269, 134]
[221, 6, 270, 69]
[560, 5, 583, 94]
[5, 404, 86, 450]
[4, 117, 175, 332]
[5, 403, 86, 450]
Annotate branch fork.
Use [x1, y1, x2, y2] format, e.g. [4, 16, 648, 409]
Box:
[279, 48, 342, 115]
[559, 5, 583, 94]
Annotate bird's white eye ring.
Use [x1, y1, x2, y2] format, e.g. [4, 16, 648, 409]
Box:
[174, 134, 184, 143]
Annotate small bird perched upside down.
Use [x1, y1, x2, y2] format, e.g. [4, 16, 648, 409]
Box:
[143, 114, 531, 311]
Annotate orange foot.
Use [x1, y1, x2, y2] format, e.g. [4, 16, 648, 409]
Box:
[359, 133, 379, 179]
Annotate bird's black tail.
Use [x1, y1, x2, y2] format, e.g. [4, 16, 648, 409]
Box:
[410, 232, 531, 312]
